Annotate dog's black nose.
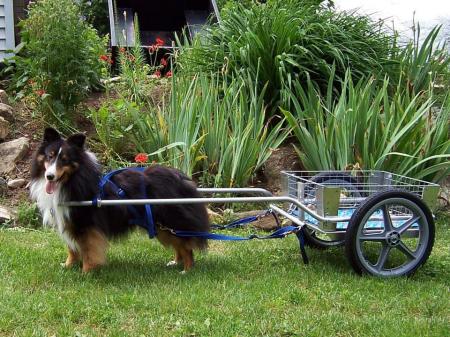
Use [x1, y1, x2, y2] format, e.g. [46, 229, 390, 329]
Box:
[46, 174, 55, 181]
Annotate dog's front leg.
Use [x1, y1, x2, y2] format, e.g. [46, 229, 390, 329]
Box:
[62, 248, 80, 268]
[78, 229, 108, 273]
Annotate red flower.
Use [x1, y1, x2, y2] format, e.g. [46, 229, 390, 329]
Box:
[165, 71, 172, 78]
[119, 47, 126, 53]
[35, 89, 46, 97]
[160, 57, 168, 67]
[100, 54, 113, 64]
[154, 70, 161, 78]
[155, 37, 165, 47]
[134, 153, 149, 163]
[148, 45, 157, 53]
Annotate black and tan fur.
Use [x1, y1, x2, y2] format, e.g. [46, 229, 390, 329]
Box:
[30, 128, 210, 273]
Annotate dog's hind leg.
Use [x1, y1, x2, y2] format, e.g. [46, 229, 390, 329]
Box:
[166, 250, 182, 267]
[62, 248, 80, 268]
[156, 230, 183, 267]
[178, 247, 194, 274]
[78, 229, 108, 273]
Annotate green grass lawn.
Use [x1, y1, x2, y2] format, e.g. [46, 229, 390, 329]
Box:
[1, 213, 449, 337]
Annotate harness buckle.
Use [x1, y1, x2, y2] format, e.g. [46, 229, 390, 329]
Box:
[160, 226, 176, 235]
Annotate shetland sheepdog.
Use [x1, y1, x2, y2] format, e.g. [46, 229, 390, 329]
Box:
[30, 128, 210, 273]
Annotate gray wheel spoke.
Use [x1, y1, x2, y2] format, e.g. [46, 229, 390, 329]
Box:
[359, 234, 386, 242]
[375, 245, 391, 271]
[396, 241, 417, 260]
[382, 204, 393, 232]
[397, 216, 421, 234]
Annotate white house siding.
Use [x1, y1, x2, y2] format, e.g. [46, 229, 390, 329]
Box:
[0, 0, 15, 62]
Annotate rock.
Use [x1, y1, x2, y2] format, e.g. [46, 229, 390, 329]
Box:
[207, 208, 223, 224]
[0, 90, 8, 104]
[0, 103, 14, 122]
[0, 116, 9, 140]
[438, 177, 450, 210]
[263, 144, 301, 194]
[252, 215, 280, 231]
[0, 205, 13, 224]
[0, 177, 7, 197]
[7, 178, 27, 189]
[0, 137, 30, 174]
[234, 210, 280, 231]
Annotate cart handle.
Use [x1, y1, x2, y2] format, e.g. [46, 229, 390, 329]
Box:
[63, 196, 352, 223]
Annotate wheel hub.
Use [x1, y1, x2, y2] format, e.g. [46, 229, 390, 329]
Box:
[386, 231, 401, 247]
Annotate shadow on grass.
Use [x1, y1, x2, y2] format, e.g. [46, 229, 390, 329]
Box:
[83, 254, 245, 286]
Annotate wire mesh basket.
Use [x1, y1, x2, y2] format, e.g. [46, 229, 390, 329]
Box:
[282, 170, 440, 211]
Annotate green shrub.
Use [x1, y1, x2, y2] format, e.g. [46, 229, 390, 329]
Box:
[94, 71, 289, 187]
[199, 73, 289, 187]
[282, 69, 450, 182]
[178, 0, 394, 114]
[389, 25, 450, 98]
[8, 0, 107, 131]
[90, 98, 136, 160]
[79, 0, 110, 37]
[16, 202, 42, 229]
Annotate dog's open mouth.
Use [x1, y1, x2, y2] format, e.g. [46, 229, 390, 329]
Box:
[45, 180, 57, 194]
[45, 176, 64, 194]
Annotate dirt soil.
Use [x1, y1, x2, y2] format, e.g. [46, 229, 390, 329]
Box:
[2, 102, 42, 208]
[1, 93, 107, 210]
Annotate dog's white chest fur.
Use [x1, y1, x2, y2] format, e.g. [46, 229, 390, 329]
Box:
[30, 178, 78, 251]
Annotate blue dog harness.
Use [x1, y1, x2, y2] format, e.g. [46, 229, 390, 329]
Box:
[94, 168, 308, 264]
[97, 167, 156, 238]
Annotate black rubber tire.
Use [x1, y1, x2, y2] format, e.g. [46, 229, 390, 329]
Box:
[302, 172, 361, 249]
[345, 190, 435, 277]
[304, 171, 362, 197]
[301, 226, 346, 249]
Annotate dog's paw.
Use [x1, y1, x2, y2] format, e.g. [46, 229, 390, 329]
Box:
[179, 270, 187, 275]
[166, 260, 178, 267]
[61, 262, 74, 269]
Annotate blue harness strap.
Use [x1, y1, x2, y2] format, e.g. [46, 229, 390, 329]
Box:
[98, 167, 156, 238]
[167, 225, 299, 241]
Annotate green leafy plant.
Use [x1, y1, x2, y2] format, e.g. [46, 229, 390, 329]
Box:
[7, 0, 107, 132]
[389, 25, 450, 98]
[282, 69, 450, 182]
[116, 15, 153, 104]
[200, 72, 289, 187]
[79, 0, 110, 37]
[95, 70, 289, 187]
[114, 14, 172, 105]
[178, 0, 394, 114]
[90, 98, 136, 160]
[16, 202, 42, 229]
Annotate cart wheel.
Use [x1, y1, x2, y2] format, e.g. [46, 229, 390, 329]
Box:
[301, 226, 345, 249]
[345, 190, 435, 277]
[305, 171, 362, 198]
[302, 172, 361, 249]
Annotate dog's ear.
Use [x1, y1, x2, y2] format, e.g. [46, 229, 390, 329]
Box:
[67, 133, 86, 149]
[43, 128, 61, 143]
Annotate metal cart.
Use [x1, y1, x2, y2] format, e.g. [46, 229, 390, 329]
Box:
[67, 170, 440, 278]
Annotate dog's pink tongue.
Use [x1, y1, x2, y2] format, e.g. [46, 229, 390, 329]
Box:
[46, 181, 56, 194]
